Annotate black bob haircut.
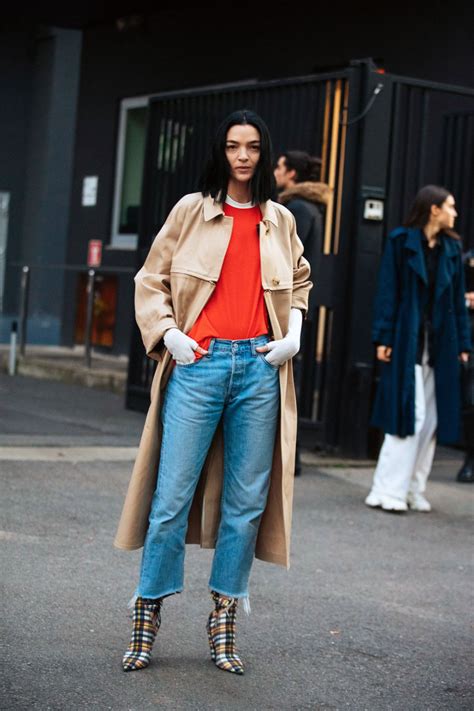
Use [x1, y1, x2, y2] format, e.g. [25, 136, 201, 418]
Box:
[200, 109, 275, 204]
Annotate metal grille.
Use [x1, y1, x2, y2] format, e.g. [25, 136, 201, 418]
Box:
[385, 78, 474, 246]
[441, 111, 474, 249]
[140, 74, 347, 245]
[127, 65, 474, 455]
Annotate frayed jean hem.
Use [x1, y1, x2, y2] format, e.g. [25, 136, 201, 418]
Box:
[134, 587, 183, 601]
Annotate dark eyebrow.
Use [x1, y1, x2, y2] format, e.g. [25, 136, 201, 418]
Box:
[225, 139, 261, 146]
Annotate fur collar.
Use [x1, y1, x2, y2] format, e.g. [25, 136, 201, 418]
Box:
[278, 181, 332, 206]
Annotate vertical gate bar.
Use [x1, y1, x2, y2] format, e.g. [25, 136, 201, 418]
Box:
[156, 106, 167, 227]
[85, 269, 95, 369]
[18, 265, 30, 356]
[453, 115, 464, 198]
[188, 94, 198, 192]
[317, 308, 334, 421]
[462, 115, 474, 245]
[171, 98, 181, 204]
[386, 81, 401, 227]
[187, 94, 195, 191]
[314, 82, 323, 155]
[155, 110, 167, 229]
[442, 115, 454, 187]
[315, 305, 326, 364]
[320, 80, 331, 183]
[406, 86, 416, 197]
[314, 304, 324, 420]
[417, 89, 430, 187]
[158, 100, 172, 224]
[333, 79, 350, 255]
[175, 97, 186, 199]
[400, 85, 410, 216]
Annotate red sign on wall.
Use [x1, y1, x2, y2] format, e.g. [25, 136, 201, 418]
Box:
[87, 240, 102, 267]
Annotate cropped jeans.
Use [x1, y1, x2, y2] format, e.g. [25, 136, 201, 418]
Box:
[136, 334, 280, 601]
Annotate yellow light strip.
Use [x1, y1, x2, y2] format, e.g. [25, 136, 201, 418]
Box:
[323, 80, 342, 254]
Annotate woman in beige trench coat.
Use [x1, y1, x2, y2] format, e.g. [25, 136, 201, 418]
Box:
[118, 109, 312, 675]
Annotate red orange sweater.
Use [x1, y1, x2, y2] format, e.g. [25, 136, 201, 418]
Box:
[187, 200, 269, 357]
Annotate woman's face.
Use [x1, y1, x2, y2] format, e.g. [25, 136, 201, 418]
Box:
[433, 194, 458, 229]
[225, 124, 261, 185]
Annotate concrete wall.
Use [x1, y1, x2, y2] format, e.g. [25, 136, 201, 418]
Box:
[0, 24, 81, 345]
[0, 27, 32, 339]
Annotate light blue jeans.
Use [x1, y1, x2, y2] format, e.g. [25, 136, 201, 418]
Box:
[136, 334, 280, 600]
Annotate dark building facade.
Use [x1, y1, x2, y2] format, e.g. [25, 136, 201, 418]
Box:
[1, 4, 473, 454]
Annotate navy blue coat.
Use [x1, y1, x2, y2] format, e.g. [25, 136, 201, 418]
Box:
[371, 227, 472, 444]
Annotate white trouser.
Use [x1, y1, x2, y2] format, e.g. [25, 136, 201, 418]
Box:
[370, 347, 437, 502]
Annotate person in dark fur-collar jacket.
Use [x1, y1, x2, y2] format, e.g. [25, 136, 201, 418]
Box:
[274, 151, 332, 474]
[275, 151, 332, 316]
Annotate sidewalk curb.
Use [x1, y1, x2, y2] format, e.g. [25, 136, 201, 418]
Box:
[0, 354, 126, 394]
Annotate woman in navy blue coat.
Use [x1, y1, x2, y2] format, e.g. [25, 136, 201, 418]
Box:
[366, 185, 471, 513]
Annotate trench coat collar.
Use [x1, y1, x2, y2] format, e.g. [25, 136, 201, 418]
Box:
[203, 194, 279, 227]
[403, 226, 459, 299]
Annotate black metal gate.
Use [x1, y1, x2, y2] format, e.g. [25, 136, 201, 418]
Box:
[126, 67, 352, 453]
[126, 60, 474, 457]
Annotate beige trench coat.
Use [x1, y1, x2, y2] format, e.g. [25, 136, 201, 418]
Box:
[114, 192, 312, 568]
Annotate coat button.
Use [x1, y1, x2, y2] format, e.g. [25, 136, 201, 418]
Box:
[272, 277, 280, 286]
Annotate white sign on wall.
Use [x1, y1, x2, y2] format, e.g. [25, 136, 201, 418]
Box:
[363, 198, 384, 221]
[82, 176, 98, 206]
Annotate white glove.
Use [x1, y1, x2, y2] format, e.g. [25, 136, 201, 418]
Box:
[257, 308, 303, 367]
[163, 328, 200, 365]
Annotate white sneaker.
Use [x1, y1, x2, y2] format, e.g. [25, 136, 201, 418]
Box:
[407, 492, 432, 512]
[365, 491, 408, 512]
[365, 491, 383, 508]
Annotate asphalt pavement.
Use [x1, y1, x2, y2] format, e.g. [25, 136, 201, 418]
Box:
[1, 373, 473, 710]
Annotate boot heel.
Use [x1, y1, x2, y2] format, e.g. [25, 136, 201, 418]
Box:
[122, 596, 162, 672]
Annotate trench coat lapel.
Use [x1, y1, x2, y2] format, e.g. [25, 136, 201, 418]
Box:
[404, 228, 427, 285]
[435, 233, 459, 302]
[260, 200, 279, 227]
[203, 195, 225, 221]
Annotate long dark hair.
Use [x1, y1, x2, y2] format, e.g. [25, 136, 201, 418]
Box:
[200, 109, 274, 204]
[403, 184, 460, 239]
[282, 150, 321, 182]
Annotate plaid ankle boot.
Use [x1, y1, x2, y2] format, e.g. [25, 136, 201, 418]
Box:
[122, 596, 162, 672]
[206, 591, 244, 675]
